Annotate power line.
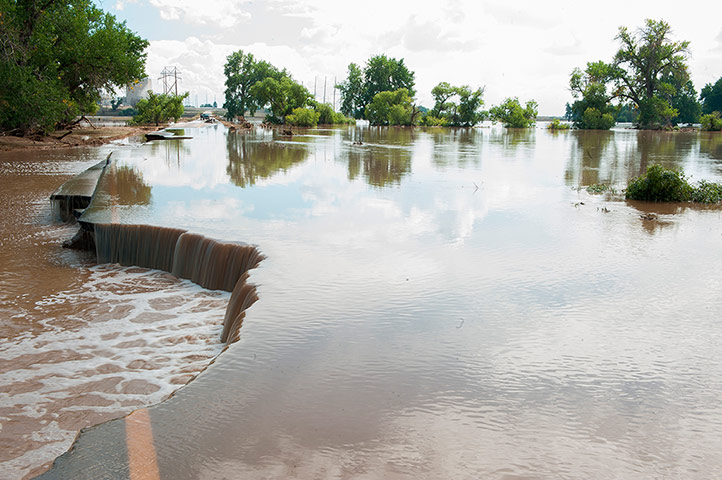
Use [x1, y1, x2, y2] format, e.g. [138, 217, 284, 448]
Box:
[158, 66, 181, 96]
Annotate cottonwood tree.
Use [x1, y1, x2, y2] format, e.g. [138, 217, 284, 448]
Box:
[610, 19, 692, 128]
[338, 55, 416, 120]
[427, 82, 486, 126]
[489, 98, 538, 128]
[569, 19, 695, 129]
[365, 88, 414, 126]
[250, 75, 312, 123]
[0, 0, 148, 134]
[337, 63, 365, 119]
[222, 50, 282, 120]
[700, 77, 722, 115]
[569, 61, 617, 129]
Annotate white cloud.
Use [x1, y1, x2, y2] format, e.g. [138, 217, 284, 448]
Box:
[148, 0, 252, 28]
[119, 0, 722, 115]
[715, 30, 722, 51]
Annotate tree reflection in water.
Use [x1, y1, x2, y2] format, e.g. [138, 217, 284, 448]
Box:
[226, 132, 309, 188]
[565, 130, 615, 187]
[148, 137, 192, 169]
[111, 165, 152, 205]
[345, 143, 412, 188]
[429, 128, 482, 169]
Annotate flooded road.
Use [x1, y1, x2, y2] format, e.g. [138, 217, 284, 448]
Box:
[4, 125, 722, 478]
[0, 146, 235, 478]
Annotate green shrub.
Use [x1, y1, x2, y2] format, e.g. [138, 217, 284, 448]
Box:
[690, 180, 722, 203]
[285, 107, 320, 127]
[627, 164, 722, 203]
[314, 103, 335, 124]
[131, 91, 188, 126]
[311, 102, 355, 125]
[420, 114, 449, 126]
[365, 88, 414, 126]
[700, 112, 722, 131]
[626, 164, 692, 201]
[548, 119, 571, 130]
[581, 107, 616, 130]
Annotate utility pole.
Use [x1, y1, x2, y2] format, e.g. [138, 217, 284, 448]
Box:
[323, 76, 327, 104]
[158, 66, 181, 96]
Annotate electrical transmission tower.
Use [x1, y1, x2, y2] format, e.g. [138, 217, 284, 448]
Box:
[158, 66, 181, 96]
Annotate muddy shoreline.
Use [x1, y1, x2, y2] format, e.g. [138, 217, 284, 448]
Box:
[0, 125, 160, 152]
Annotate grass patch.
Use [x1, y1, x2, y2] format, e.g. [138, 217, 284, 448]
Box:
[626, 164, 722, 203]
[586, 183, 615, 194]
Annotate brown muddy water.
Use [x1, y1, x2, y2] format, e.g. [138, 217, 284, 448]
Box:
[3, 125, 722, 479]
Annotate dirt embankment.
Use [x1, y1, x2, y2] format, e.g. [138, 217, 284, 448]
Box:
[0, 125, 161, 151]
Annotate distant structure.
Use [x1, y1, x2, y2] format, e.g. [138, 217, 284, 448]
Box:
[126, 77, 152, 106]
[158, 66, 181, 96]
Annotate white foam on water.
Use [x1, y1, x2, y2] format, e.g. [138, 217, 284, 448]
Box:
[0, 264, 230, 479]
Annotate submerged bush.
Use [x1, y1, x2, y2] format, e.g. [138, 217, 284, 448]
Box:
[700, 112, 722, 131]
[285, 107, 320, 127]
[626, 164, 722, 203]
[420, 114, 449, 127]
[548, 119, 570, 130]
[314, 102, 355, 125]
[626, 164, 692, 202]
[580, 107, 616, 130]
[691, 180, 722, 203]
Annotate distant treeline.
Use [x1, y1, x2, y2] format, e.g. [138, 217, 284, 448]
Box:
[2, 3, 722, 134]
[219, 19, 722, 130]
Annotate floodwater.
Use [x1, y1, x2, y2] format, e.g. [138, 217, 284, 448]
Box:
[0, 146, 233, 478]
[4, 124, 722, 478]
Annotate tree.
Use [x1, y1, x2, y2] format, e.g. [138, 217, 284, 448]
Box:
[337, 63, 365, 119]
[312, 102, 354, 125]
[111, 97, 125, 111]
[362, 55, 415, 107]
[365, 89, 414, 126]
[489, 98, 538, 128]
[222, 50, 281, 120]
[580, 107, 615, 130]
[610, 19, 691, 128]
[569, 61, 617, 129]
[428, 82, 486, 126]
[700, 77, 722, 115]
[662, 73, 700, 124]
[615, 103, 638, 122]
[700, 112, 722, 131]
[250, 75, 312, 123]
[132, 91, 188, 126]
[337, 55, 415, 120]
[0, 0, 148, 134]
[285, 107, 320, 127]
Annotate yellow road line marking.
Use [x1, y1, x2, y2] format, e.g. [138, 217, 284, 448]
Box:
[125, 408, 160, 480]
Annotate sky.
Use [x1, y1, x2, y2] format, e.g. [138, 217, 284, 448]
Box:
[97, 0, 722, 115]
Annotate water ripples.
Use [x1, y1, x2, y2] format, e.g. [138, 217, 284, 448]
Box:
[0, 266, 229, 479]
